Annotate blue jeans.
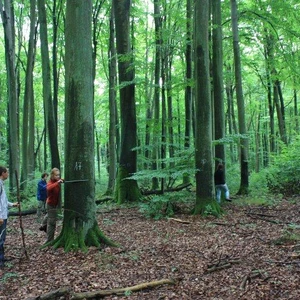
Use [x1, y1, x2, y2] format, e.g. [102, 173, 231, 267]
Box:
[0, 219, 7, 262]
[215, 184, 230, 203]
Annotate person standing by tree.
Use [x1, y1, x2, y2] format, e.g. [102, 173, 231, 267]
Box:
[40, 168, 64, 243]
[0, 166, 19, 268]
[214, 163, 231, 203]
[36, 172, 48, 221]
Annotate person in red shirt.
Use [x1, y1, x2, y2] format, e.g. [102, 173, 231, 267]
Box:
[40, 168, 64, 243]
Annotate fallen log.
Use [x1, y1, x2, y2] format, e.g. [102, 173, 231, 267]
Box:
[25, 279, 175, 300]
[142, 183, 192, 196]
[26, 287, 70, 300]
[71, 278, 175, 299]
[9, 209, 37, 216]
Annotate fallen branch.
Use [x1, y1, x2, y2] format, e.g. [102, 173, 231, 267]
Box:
[26, 287, 70, 300]
[168, 218, 191, 224]
[26, 279, 175, 300]
[245, 212, 280, 224]
[9, 209, 37, 216]
[265, 259, 300, 265]
[71, 278, 175, 299]
[240, 270, 263, 290]
[206, 257, 240, 273]
[142, 183, 192, 195]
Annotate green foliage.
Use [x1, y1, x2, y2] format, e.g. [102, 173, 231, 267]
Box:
[248, 169, 272, 198]
[266, 139, 300, 196]
[0, 272, 19, 283]
[139, 190, 193, 220]
[202, 204, 215, 216]
[133, 147, 196, 189]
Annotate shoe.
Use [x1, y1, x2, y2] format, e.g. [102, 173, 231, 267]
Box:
[225, 198, 232, 202]
[39, 225, 47, 232]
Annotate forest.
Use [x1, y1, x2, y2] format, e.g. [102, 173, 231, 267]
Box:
[0, 0, 300, 298]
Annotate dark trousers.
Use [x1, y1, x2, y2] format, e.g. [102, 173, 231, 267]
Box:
[0, 219, 7, 262]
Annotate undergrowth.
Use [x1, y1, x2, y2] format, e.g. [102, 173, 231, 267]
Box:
[139, 190, 194, 219]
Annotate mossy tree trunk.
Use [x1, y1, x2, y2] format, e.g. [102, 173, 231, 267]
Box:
[50, 0, 116, 252]
[193, 0, 221, 216]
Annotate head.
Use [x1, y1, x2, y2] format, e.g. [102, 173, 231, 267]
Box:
[50, 168, 60, 181]
[217, 163, 224, 170]
[0, 166, 9, 180]
[41, 172, 49, 180]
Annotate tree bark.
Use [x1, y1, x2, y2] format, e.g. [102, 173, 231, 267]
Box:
[0, 0, 20, 190]
[113, 0, 140, 203]
[37, 0, 60, 170]
[193, 0, 220, 215]
[230, 0, 249, 195]
[21, 0, 37, 190]
[212, 0, 225, 166]
[52, 0, 116, 251]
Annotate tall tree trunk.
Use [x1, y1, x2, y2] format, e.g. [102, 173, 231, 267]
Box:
[0, 0, 19, 190]
[194, 0, 220, 215]
[21, 0, 37, 189]
[183, 0, 192, 184]
[106, 4, 118, 195]
[53, 0, 116, 252]
[274, 80, 287, 144]
[113, 0, 140, 203]
[212, 0, 225, 166]
[151, 0, 162, 191]
[230, 0, 249, 195]
[37, 0, 60, 170]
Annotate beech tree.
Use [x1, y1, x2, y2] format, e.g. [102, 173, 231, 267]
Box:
[113, 0, 141, 203]
[193, 0, 220, 215]
[51, 0, 116, 251]
[0, 0, 19, 189]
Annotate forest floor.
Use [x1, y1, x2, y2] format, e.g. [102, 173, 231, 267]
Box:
[1, 197, 300, 300]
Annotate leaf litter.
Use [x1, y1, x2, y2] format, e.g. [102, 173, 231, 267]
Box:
[0, 199, 300, 299]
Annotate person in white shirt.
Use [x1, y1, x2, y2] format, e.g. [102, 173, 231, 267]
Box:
[0, 166, 19, 268]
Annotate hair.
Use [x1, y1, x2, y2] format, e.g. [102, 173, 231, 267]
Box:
[41, 172, 49, 179]
[0, 166, 8, 177]
[50, 168, 60, 180]
[217, 163, 224, 170]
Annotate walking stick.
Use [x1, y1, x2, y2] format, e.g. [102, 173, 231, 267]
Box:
[15, 170, 29, 260]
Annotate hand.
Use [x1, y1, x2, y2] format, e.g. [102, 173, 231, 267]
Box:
[13, 203, 20, 207]
[58, 179, 64, 184]
[0, 219, 3, 225]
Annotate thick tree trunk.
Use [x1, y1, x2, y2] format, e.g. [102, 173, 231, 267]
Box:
[194, 0, 220, 215]
[113, 0, 140, 203]
[52, 0, 116, 251]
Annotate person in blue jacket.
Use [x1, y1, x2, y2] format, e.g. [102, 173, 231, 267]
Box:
[36, 172, 48, 221]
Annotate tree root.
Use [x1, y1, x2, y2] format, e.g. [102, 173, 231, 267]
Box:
[25, 279, 175, 300]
